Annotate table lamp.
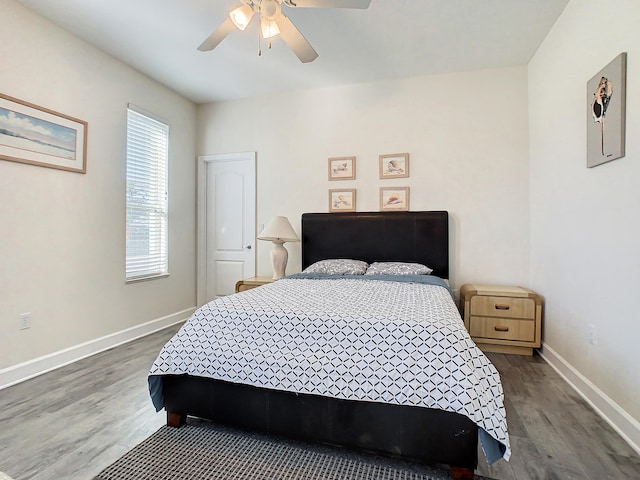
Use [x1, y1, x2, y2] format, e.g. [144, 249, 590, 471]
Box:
[257, 216, 299, 280]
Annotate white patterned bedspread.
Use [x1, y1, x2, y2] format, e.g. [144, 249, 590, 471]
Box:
[148, 275, 510, 462]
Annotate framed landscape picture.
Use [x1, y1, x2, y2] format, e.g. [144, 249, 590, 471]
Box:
[380, 186, 409, 211]
[379, 153, 409, 179]
[0, 93, 87, 173]
[329, 188, 356, 212]
[328, 156, 356, 180]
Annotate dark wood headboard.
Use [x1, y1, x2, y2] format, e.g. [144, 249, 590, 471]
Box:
[301, 211, 449, 279]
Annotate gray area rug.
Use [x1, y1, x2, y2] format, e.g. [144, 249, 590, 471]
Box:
[94, 421, 493, 480]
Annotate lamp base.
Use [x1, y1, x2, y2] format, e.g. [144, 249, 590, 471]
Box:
[270, 240, 289, 280]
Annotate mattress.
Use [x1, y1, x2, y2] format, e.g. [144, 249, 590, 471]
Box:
[148, 274, 511, 462]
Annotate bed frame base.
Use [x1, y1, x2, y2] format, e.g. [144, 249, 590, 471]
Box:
[167, 411, 186, 427]
[166, 411, 475, 480]
[160, 211, 478, 480]
[163, 375, 477, 480]
[450, 466, 475, 480]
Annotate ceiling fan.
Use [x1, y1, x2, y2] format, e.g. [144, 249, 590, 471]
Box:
[198, 0, 372, 63]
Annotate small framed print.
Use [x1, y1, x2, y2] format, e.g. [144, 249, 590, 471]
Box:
[379, 153, 409, 179]
[380, 187, 409, 211]
[328, 156, 356, 180]
[329, 189, 356, 212]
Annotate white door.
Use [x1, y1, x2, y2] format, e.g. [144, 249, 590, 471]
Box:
[197, 152, 256, 305]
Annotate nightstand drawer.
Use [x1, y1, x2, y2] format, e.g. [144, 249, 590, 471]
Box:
[469, 295, 535, 319]
[469, 316, 536, 342]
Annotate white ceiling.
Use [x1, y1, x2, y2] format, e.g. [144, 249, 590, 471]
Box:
[17, 0, 569, 104]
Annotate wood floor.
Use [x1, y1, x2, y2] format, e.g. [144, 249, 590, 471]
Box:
[0, 323, 638, 480]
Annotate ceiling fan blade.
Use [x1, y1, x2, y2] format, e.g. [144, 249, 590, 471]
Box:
[198, 17, 236, 51]
[284, 0, 371, 8]
[275, 14, 318, 63]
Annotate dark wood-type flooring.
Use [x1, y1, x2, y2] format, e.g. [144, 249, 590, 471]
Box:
[0, 323, 638, 479]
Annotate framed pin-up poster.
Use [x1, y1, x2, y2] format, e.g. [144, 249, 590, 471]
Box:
[586, 53, 626, 168]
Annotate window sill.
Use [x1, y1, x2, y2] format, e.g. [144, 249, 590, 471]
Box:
[126, 273, 169, 284]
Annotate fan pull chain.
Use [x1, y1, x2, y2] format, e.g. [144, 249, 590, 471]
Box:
[258, 24, 262, 56]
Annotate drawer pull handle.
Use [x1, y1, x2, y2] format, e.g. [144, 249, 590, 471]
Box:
[494, 304, 510, 310]
[494, 325, 510, 332]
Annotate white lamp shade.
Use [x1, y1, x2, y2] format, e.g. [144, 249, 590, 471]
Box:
[261, 17, 280, 39]
[229, 4, 254, 31]
[257, 216, 299, 242]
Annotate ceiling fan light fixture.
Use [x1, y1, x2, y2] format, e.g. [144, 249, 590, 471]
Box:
[260, 0, 282, 20]
[199, 0, 370, 62]
[229, 4, 254, 31]
[260, 17, 280, 39]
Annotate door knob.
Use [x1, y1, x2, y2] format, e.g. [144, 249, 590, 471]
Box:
[244, 244, 252, 250]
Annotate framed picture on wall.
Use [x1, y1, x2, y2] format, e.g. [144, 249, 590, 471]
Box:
[328, 156, 356, 180]
[380, 187, 409, 211]
[586, 52, 626, 168]
[379, 153, 409, 179]
[0, 93, 88, 173]
[329, 188, 356, 212]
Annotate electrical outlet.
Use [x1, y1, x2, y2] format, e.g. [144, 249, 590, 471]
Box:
[19, 312, 32, 330]
[588, 324, 597, 345]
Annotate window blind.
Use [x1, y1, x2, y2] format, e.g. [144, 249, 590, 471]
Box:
[125, 106, 169, 281]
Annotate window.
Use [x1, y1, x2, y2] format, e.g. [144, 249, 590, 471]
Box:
[125, 105, 169, 281]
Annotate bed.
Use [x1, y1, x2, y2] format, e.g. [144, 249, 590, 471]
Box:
[148, 211, 510, 480]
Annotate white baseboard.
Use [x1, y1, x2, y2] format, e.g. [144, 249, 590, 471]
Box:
[539, 343, 640, 456]
[0, 307, 195, 390]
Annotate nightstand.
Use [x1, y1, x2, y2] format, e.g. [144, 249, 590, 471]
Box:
[235, 276, 274, 293]
[460, 284, 542, 356]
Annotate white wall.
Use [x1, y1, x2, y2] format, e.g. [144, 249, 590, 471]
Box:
[3, 0, 638, 453]
[198, 67, 531, 289]
[529, 0, 640, 447]
[0, 0, 197, 374]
